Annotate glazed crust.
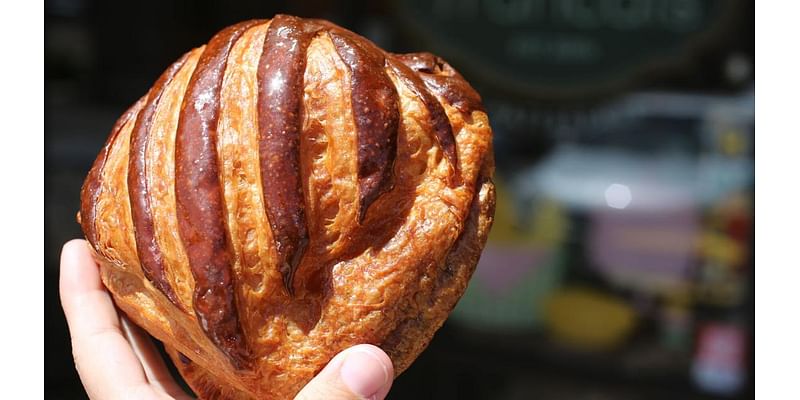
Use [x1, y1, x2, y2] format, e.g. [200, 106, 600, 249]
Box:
[80, 15, 494, 399]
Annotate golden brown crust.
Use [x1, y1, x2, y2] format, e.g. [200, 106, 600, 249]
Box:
[80, 15, 494, 399]
[164, 345, 253, 400]
[380, 168, 495, 374]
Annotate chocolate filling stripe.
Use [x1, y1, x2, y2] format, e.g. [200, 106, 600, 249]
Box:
[80, 97, 146, 249]
[128, 53, 190, 308]
[395, 52, 485, 114]
[387, 58, 459, 181]
[257, 14, 316, 294]
[175, 19, 263, 370]
[328, 28, 400, 222]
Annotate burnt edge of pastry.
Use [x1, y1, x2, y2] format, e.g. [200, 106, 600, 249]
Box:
[257, 15, 315, 295]
[175, 20, 263, 370]
[80, 97, 145, 249]
[128, 52, 189, 309]
[395, 52, 485, 114]
[387, 57, 460, 184]
[327, 27, 400, 223]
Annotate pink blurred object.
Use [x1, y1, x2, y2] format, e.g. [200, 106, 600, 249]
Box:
[474, 245, 551, 295]
[588, 207, 699, 291]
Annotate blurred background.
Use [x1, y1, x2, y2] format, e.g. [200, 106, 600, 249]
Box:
[45, 0, 753, 398]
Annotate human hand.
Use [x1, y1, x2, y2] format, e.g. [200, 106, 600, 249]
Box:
[60, 239, 394, 400]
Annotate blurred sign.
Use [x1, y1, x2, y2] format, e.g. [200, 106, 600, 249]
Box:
[394, 0, 741, 100]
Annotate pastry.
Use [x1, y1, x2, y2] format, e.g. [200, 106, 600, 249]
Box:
[79, 14, 494, 399]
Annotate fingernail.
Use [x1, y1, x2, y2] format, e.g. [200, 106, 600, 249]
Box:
[340, 348, 389, 399]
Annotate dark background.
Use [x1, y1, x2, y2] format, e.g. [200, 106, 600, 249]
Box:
[46, 1, 754, 398]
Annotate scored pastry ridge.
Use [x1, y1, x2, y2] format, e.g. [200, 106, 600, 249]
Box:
[256, 15, 315, 296]
[175, 20, 263, 370]
[128, 52, 191, 309]
[80, 14, 493, 399]
[327, 27, 401, 223]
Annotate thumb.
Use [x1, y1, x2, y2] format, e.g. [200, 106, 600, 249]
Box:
[295, 344, 394, 400]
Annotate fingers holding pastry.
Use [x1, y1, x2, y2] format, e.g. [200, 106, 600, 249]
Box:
[59, 240, 160, 399]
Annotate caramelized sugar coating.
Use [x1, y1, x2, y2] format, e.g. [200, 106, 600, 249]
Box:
[79, 15, 494, 399]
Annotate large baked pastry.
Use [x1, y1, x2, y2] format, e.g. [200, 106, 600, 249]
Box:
[79, 14, 494, 399]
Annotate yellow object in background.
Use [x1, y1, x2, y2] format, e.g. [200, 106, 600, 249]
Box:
[528, 199, 569, 246]
[719, 129, 746, 156]
[487, 176, 568, 247]
[543, 287, 637, 351]
[487, 177, 533, 244]
[698, 232, 744, 267]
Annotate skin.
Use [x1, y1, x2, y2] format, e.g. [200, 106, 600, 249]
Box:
[60, 239, 394, 400]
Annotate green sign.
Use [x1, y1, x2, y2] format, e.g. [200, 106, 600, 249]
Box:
[393, 0, 740, 100]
